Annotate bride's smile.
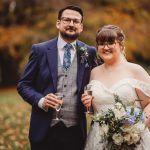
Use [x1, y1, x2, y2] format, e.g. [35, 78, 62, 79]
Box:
[103, 49, 112, 54]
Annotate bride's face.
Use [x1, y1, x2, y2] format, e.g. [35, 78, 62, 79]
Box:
[97, 40, 122, 63]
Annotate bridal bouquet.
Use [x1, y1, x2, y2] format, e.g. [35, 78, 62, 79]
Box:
[93, 95, 145, 150]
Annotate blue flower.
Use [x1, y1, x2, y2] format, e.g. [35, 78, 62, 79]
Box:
[126, 107, 145, 123]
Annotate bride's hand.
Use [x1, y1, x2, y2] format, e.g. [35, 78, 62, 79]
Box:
[81, 93, 94, 108]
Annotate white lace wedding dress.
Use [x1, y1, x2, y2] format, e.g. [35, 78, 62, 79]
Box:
[84, 78, 150, 150]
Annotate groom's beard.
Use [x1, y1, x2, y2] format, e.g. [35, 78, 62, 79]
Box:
[60, 27, 80, 41]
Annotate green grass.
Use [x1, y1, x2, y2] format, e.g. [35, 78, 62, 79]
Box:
[0, 89, 21, 104]
[0, 88, 30, 150]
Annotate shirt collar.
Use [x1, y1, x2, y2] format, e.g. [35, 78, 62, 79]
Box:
[57, 35, 76, 51]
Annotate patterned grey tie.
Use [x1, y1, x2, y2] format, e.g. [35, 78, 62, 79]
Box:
[63, 43, 72, 71]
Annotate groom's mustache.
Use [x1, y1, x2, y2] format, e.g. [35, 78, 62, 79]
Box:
[66, 26, 76, 31]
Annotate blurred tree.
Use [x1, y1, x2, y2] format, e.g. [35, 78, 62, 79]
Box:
[0, 48, 19, 86]
[0, 0, 38, 26]
[0, 0, 150, 86]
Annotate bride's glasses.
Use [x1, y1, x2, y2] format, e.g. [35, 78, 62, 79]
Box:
[98, 41, 117, 49]
[84, 84, 93, 114]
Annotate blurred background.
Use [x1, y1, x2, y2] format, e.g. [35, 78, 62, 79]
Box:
[0, 0, 150, 87]
[0, 0, 149, 149]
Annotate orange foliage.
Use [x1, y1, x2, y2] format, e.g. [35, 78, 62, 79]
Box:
[0, 0, 150, 68]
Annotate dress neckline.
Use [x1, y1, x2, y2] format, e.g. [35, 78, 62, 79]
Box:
[90, 78, 134, 91]
[90, 78, 150, 93]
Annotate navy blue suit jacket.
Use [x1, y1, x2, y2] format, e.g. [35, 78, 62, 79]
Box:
[17, 37, 97, 142]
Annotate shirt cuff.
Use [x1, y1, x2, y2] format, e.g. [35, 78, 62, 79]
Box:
[38, 97, 48, 112]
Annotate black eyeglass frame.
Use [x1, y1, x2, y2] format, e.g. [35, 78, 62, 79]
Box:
[97, 41, 119, 49]
[60, 17, 82, 25]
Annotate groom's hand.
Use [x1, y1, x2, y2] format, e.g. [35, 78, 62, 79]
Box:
[81, 93, 93, 108]
[43, 93, 63, 109]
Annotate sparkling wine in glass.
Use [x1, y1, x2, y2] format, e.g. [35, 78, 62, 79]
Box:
[54, 93, 64, 120]
[84, 85, 93, 114]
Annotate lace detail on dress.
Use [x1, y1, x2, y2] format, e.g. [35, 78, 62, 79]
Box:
[84, 78, 150, 150]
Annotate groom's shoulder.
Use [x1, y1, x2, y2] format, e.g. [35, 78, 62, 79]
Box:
[30, 38, 57, 55]
[32, 37, 57, 48]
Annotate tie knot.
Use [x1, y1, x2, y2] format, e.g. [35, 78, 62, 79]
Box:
[64, 43, 72, 51]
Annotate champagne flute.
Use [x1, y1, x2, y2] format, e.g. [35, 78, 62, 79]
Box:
[84, 84, 93, 114]
[54, 93, 64, 120]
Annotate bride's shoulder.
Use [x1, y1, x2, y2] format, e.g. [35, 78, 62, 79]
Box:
[127, 62, 150, 83]
[126, 62, 142, 69]
[91, 65, 103, 74]
[91, 64, 103, 74]
[90, 65, 103, 80]
[126, 62, 145, 72]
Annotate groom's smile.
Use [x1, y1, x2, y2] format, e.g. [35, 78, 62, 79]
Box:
[65, 26, 76, 33]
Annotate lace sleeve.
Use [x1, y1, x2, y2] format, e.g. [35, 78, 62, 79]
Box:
[132, 79, 150, 97]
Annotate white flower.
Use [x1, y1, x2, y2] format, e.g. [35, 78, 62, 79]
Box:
[112, 133, 124, 145]
[127, 138, 134, 145]
[93, 113, 100, 121]
[121, 125, 132, 132]
[101, 124, 109, 135]
[130, 125, 140, 134]
[131, 133, 140, 144]
[115, 102, 123, 110]
[134, 122, 145, 133]
[99, 124, 109, 139]
[123, 133, 131, 142]
[123, 126, 140, 145]
[113, 108, 125, 119]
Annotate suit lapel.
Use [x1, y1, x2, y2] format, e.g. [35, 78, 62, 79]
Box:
[77, 41, 86, 92]
[46, 38, 58, 91]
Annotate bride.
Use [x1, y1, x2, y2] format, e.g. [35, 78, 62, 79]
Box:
[82, 25, 150, 150]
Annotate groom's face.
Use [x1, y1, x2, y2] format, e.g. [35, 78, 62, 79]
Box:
[56, 9, 83, 41]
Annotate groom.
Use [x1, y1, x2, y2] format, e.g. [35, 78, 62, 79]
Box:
[17, 5, 97, 150]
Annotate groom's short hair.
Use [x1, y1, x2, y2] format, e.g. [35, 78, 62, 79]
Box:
[58, 5, 84, 22]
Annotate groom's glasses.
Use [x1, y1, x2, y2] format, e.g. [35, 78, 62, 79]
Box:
[98, 41, 118, 49]
[61, 17, 82, 26]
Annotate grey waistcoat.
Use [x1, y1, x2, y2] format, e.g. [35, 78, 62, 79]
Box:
[50, 53, 79, 127]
